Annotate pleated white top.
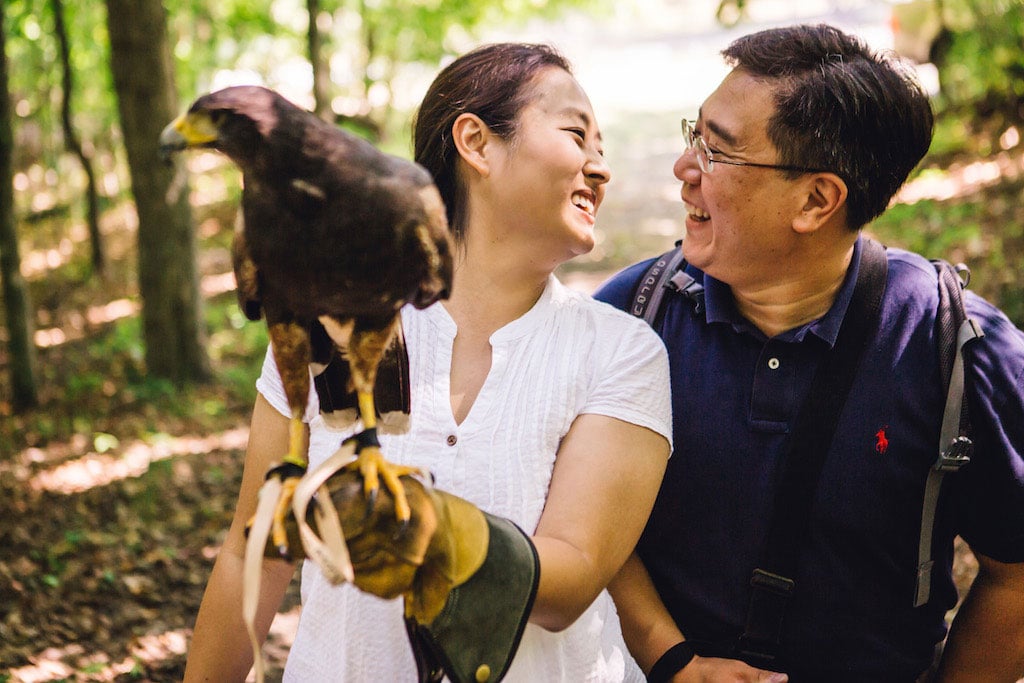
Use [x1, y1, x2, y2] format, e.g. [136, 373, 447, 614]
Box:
[257, 275, 672, 682]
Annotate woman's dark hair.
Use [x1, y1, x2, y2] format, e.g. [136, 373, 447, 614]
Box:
[722, 24, 934, 230]
[413, 43, 572, 242]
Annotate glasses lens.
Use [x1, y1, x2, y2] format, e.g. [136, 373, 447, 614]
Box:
[681, 120, 709, 173]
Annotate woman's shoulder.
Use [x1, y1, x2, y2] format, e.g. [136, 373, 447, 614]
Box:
[554, 277, 656, 325]
[550, 277, 668, 353]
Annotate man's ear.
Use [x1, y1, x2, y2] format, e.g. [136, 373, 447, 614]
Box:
[793, 173, 848, 234]
[451, 113, 492, 178]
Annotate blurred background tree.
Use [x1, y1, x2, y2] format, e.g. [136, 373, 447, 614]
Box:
[106, 0, 211, 384]
[890, 0, 1024, 155]
[1, 4, 39, 410]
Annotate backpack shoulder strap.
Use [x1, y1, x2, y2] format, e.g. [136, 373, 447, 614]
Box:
[738, 237, 889, 665]
[630, 242, 704, 327]
[914, 260, 984, 606]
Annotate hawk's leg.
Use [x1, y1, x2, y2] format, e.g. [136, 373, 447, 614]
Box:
[265, 415, 306, 559]
[350, 391, 419, 522]
[341, 319, 419, 523]
[253, 318, 312, 560]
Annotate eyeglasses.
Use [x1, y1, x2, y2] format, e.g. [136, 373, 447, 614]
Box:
[681, 119, 829, 175]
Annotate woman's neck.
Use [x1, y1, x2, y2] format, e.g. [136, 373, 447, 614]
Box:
[443, 233, 552, 332]
[444, 257, 548, 334]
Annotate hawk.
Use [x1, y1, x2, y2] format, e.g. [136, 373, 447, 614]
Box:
[159, 85, 453, 559]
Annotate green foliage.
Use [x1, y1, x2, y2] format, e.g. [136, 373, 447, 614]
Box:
[935, 0, 1024, 100]
[870, 175, 1024, 327]
[164, 0, 304, 97]
[871, 196, 983, 258]
[2, 0, 612, 230]
[930, 0, 1024, 154]
[157, 0, 610, 137]
[4, 0, 120, 213]
[927, 115, 974, 158]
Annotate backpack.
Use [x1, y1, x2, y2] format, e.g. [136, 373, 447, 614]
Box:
[629, 240, 983, 626]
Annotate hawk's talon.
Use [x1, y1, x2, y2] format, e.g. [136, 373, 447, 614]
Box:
[364, 487, 378, 519]
[267, 467, 304, 562]
[340, 430, 418, 526]
[392, 516, 411, 541]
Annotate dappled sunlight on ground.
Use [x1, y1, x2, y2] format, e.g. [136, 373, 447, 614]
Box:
[7, 630, 189, 683]
[34, 298, 138, 348]
[13, 427, 248, 495]
[898, 148, 1024, 203]
[30, 271, 236, 349]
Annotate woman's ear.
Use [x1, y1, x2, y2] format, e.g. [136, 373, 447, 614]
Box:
[451, 113, 491, 178]
[793, 173, 848, 234]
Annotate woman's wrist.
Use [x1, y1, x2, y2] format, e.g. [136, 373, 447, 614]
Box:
[646, 641, 696, 683]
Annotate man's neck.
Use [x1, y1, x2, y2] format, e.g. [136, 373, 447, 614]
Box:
[731, 242, 855, 339]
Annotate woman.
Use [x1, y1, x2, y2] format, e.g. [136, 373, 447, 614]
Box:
[184, 42, 671, 682]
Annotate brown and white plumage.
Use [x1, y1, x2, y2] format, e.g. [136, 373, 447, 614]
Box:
[160, 85, 453, 558]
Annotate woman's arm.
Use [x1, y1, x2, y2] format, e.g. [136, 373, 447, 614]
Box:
[529, 412, 669, 631]
[609, 553, 787, 682]
[183, 394, 302, 682]
[609, 552, 687, 672]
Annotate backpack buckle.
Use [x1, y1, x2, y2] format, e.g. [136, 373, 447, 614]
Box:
[936, 436, 972, 471]
[668, 271, 705, 315]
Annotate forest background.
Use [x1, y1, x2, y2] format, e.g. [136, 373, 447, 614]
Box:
[1, 0, 1023, 680]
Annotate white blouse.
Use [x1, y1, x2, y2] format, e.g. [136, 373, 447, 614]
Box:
[258, 275, 672, 682]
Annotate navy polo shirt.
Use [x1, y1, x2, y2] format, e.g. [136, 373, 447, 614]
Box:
[595, 237, 1024, 681]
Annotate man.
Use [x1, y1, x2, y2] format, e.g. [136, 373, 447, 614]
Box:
[597, 23, 1024, 682]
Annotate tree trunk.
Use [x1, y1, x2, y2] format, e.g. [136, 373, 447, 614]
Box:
[52, 0, 105, 275]
[0, 6, 40, 410]
[104, 0, 209, 384]
[308, 0, 331, 121]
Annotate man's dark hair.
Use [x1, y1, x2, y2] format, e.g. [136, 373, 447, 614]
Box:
[723, 24, 934, 230]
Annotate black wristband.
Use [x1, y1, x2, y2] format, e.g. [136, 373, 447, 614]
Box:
[647, 641, 696, 683]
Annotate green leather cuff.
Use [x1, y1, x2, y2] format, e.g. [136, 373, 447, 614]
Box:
[404, 513, 540, 683]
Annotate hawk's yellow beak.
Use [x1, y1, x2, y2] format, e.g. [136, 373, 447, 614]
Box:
[158, 112, 219, 161]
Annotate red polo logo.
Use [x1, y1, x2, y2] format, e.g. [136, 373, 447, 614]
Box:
[875, 426, 889, 454]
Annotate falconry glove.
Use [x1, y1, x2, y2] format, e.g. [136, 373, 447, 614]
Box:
[269, 443, 540, 683]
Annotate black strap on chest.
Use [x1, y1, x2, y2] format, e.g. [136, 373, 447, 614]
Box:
[310, 320, 412, 421]
[736, 238, 888, 663]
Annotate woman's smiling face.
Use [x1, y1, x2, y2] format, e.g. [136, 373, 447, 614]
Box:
[487, 66, 611, 263]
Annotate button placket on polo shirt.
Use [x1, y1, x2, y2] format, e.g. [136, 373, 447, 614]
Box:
[750, 340, 799, 430]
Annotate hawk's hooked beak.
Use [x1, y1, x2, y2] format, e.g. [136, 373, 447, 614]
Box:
[158, 112, 219, 163]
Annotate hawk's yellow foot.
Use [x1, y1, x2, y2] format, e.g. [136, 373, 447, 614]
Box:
[344, 428, 420, 524]
[266, 460, 306, 560]
[245, 415, 308, 561]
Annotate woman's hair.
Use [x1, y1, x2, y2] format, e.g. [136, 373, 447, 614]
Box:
[413, 43, 572, 242]
[722, 24, 934, 230]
